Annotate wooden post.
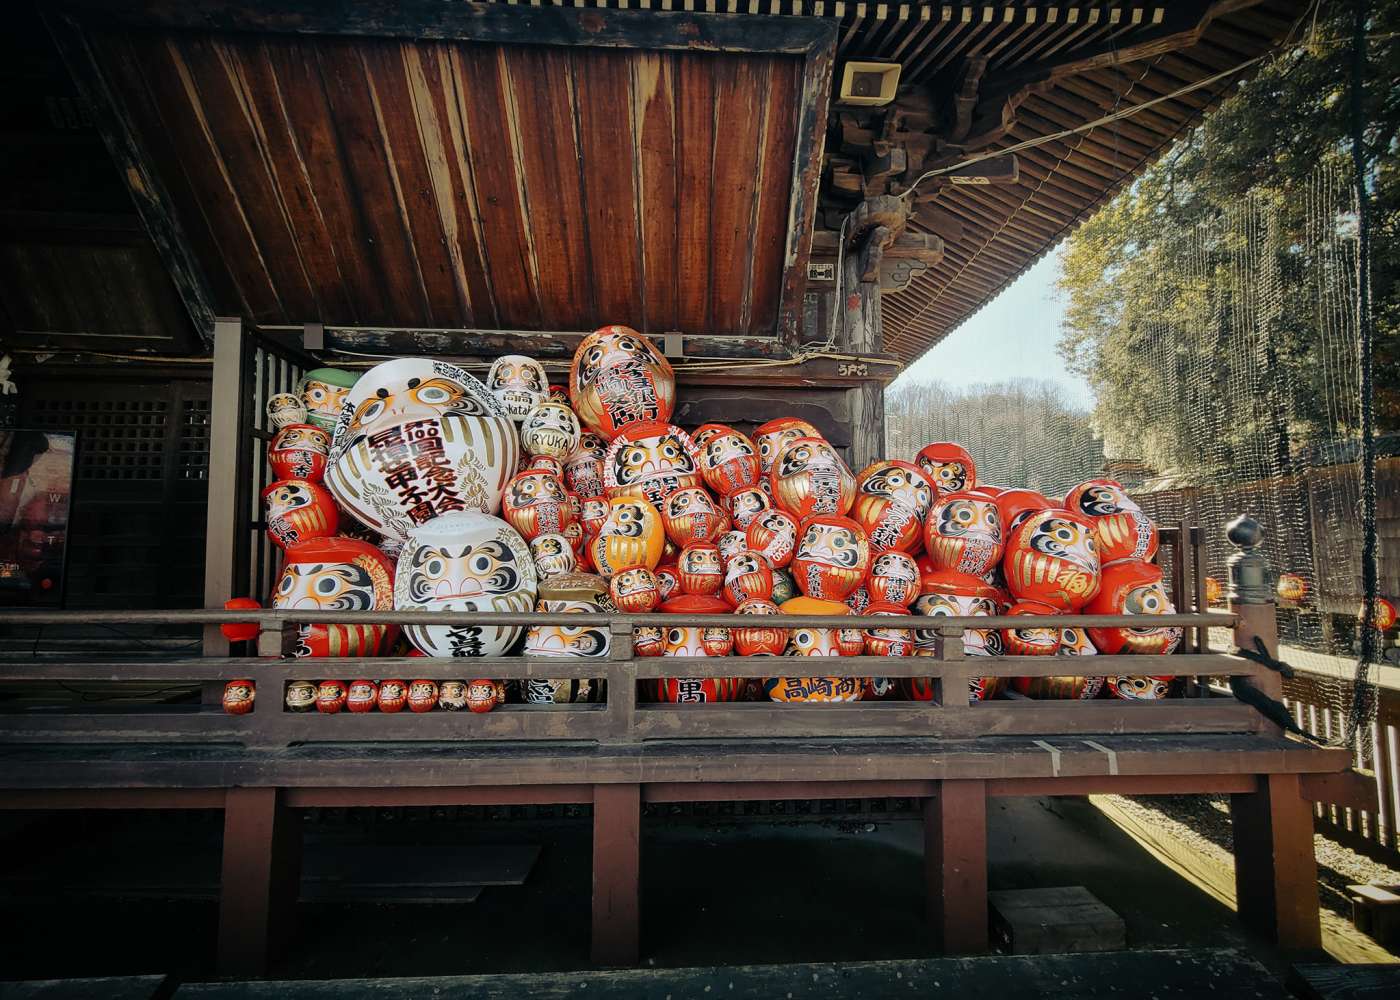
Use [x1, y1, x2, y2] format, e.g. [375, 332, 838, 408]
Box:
[924, 779, 988, 954]
[1230, 773, 1322, 950]
[218, 786, 302, 977]
[591, 783, 641, 966]
[203, 316, 250, 657]
[1227, 515, 1283, 733]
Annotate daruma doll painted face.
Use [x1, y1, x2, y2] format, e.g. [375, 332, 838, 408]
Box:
[867, 550, 921, 608]
[393, 511, 538, 657]
[1003, 508, 1101, 611]
[698, 429, 762, 496]
[677, 542, 723, 596]
[325, 358, 518, 540]
[520, 402, 581, 462]
[564, 432, 608, 499]
[262, 479, 339, 550]
[1063, 479, 1158, 566]
[1000, 600, 1060, 656]
[753, 418, 822, 478]
[569, 325, 676, 439]
[524, 599, 611, 660]
[269, 424, 331, 482]
[995, 489, 1052, 539]
[724, 486, 771, 530]
[733, 598, 787, 656]
[603, 421, 702, 508]
[272, 536, 396, 657]
[267, 392, 307, 430]
[298, 367, 359, 431]
[914, 442, 975, 493]
[502, 471, 573, 541]
[486, 354, 548, 423]
[723, 549, 774, 608]
[791, 515, 870, 601]
[852, 461, 936, 554]
[610, 566, 660, 613]
[691, 423, 731, 449]
[924, 492, 1003, 578]
[588, 497, 664, 576]
[529, 533, 577, 578]
[1085, 559, 1183, 657]
[661, 486, 726, 546]
[772, 437, 856, 519]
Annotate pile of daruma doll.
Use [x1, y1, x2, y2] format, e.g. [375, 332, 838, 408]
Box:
[221, 324, 1182, 717]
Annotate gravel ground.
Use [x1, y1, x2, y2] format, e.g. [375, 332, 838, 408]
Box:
[1098, 794, 1400, 920]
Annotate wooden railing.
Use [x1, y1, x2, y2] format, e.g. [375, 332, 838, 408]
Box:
[0, 607, 1280, 748]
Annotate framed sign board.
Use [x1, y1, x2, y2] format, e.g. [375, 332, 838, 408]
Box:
[0, 430, 76, 606]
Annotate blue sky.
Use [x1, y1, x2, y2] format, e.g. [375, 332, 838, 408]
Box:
[889, 246, 1095, 411]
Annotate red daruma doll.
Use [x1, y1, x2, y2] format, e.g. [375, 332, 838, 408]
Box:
[1085, 559, 1182, 700]
[271, 537, 396, 657]
[568, 325, 676, 440]
[771, 437, 856, 519]
[1063, 479, 1158, 566]
[851, 460, 937, 554]
[753, 418, 821, 480]
[924, 492, 1002, 579]
[657, 594, 740, 702]
[790, 515, 870, 601]
[698, 427, 762, 496]
[1002, 508, 1101, 612]
[262, 479, 339, 551]
[915, 442, 976, 493]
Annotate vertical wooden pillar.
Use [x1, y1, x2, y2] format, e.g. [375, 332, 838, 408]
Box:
[591, 783, 641, 966]
[1227, 515, 1283, 733]
[843, 234, 886, 473]
[1230, 773, 1322, 950]
[218, 786, 302, 977]
[924, 779, 988, 954]
[203, 316, 250, 657]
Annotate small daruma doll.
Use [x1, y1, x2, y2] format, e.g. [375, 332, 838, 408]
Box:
[1003, 508, 1101, 612]
[487, 354, 548, 423]
[1063, 479, 1158, 566]
[267, 392, 307, 430]
[914, 442, 975, 493]
[661, 486, 727, 546]
[908, 570, 1004, 701]
[502, 471, 573, 542]
[222, 680, 255, 715]
[588, 497, 664, 576]
[262, 479, 339, 550]
[298, 367, 359, 431]
[1000, 601, 1061, 656]
[268, 424, 331, 482]
[521, 401, 581, 462]
[603, 421, 702, 508]
[610, 566, 660, 613]
[746, 509, 799, 569]
[791, 515, 870, 601]
[867, 550, 921, 608]
[564, 432, 608, 498]
[1085, 559, 1182, 669]
[569, 325, 676, 439]
[273, 537, 396, 657]
[771, 437, 856, 519]
[658, 595, 739, 703]
[753, 418, 822, 478]
[722, 550, 774, 608]
[530, 533, 578, 579]
[733, 598, 788, 656]
[724, 486, 771, 530]
[394, 511, 538, 657]
[698, 428, 762, 496]
[852, 461, 936, 554]
[678, 542, 724, 596]
[924, 492, 1002, 578]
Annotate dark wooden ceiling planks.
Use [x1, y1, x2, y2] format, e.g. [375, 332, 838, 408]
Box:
[49, 2, 832, 352]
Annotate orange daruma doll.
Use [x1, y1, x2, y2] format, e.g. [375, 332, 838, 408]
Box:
[790, 514, 870, 601]
[924, 491, 1003, 578]
[568, 325, 676, 439]
[851, 460, 936, 554]
[771, 437, 856, 519]
[1063, 478, 1158, 566]
[588, 496, 664, 576]
[1002, 508, 1101, 612]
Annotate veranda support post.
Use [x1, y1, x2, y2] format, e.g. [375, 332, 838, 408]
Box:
[203, 316, 251, 657]
[1225, 516, 1323, 951]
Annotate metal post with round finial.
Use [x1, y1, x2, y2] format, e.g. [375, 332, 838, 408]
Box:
[1226, 515, 1283, 726]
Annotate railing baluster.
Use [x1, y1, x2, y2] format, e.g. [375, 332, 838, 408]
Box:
[606, 620, 638, 744]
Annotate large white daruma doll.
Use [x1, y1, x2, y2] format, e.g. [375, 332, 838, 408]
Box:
[394, 511, 538, 656]
[326, 359, 519, 540]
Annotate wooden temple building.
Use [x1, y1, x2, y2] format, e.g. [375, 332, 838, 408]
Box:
[0, 0, 1375, 985]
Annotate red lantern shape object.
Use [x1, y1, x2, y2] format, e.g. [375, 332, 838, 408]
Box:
[262, 479, 339, 550]
[698, 428, 762, 496]
[407, 679, 439, 713]
[995, 489, 1052, 539]
[346, 679, 378, 713]
[222, 680, 255, 715]
[658, 594, 739, 703]
[733, 598, 788, 656]
[771, 437, 856, 519]
[221, 597, 262, 643]
[745, 509, 799, 569]
[1366, 597, 1397, 632]
[466, 678, 500, 713]
[661, 486, 727, 546]
[914, 442, 976, 493]
[569, 325, 676, 440]
[677, 542, 723, 596]
[564, 432, 608, 499]
[602, 421, 702, 509]
[1085, 559, 1183, 658]
[376, 679, 407, 713]
[791, 515, 870, 601]
[1002, 508, 1102, 612]
[864, 603, 913, 657]
[1277, 573, 1307, 604]
[588, 497, 664, 576]
[753, 418, 822, 478]
[272, 537, 397, 657]
[316, 679, 348, 714]
[866, 550, 921, 608]
[722, 549, 774, 608]
[610, 566, 660, 613]
[1000, 600, 1060, 656]
[924, 491, 1003, 578]
[502, 470, 573, 542]
[851, 461, 937, 554]
[724, 486, 771, 530]
[1063, 479, 1158, 566]
[634, 625, 664, 658]
[268, 423, 331, 483]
